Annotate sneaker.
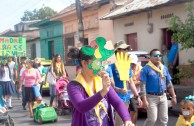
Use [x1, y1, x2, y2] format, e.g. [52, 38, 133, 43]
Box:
[23, 106, 26, 110]
[8, 106, 13, 109]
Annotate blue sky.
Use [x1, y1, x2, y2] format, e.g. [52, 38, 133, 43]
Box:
[0, 0, 74, 33]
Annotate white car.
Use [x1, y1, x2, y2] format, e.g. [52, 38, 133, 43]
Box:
[128, 51, 149, 67]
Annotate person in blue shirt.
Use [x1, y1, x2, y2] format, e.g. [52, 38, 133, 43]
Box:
[110, 40, 142, 126]
[168, 38, 179, 83]
[140, 48, 177, 126]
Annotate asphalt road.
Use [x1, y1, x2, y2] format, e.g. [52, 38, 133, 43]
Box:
[8, 96, 178, 126]
[8, 96, 72, 126]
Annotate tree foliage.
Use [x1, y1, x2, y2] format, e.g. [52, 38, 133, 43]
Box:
[169, 3, 194, 81]
[21, 7, 57, 21]
[168, 3, 194, 50]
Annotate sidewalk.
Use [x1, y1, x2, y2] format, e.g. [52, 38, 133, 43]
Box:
[169, 85, 194, 116]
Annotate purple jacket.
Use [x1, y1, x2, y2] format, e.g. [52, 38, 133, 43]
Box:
[67, 81, 131, 126]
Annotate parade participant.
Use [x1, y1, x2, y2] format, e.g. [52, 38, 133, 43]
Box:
[7, 56, 17, 81]
[67, 46, 134, 126]
[34, 58, 45, 93]
[18, 56, 27, 110]
[0, 59, 15, 109]
[8, 56, 19, 100]
[110, 40, 142, 126]
[176, 96, 194, 126]
[128, 54, 142, 126]
[19, 60, 41, 118]
[49, 54, 66, 107]
[140, 49, 177, 126]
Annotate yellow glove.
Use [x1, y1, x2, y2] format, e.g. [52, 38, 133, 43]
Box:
[115, 52, 132, 90]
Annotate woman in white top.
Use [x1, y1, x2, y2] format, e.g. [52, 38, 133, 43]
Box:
[0, 59, 15, 109]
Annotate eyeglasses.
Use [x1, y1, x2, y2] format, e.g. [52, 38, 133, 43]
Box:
[153, 54, 162, 57]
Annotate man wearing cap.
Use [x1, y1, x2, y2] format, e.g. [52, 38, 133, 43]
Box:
[109, 40, 142, 126]
[129, 54, 142, 126]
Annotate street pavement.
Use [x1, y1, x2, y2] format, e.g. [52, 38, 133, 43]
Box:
[8, 96, 72, 126]
[8, 95, 179, 126]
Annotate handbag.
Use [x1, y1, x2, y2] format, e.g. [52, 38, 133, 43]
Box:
[46, 71, 56, 85]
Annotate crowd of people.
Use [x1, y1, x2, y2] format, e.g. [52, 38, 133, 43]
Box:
[66, 39, 178, 126]
[0, 37, 193, 126]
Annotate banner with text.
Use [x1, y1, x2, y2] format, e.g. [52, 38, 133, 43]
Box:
[0, 37, 26, 57]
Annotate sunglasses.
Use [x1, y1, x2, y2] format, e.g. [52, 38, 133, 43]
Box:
[117, 48, 129, 51]
[153, 54, 162, 57]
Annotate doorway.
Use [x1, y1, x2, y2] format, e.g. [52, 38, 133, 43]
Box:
[126, 33, 137, 51]
[48, 40, 54, 60]
[162, 28, 179, 84]
[162, 28, 173, 50]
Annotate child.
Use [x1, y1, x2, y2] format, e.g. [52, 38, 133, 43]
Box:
[176, 95, 194, 126]
[59, 85, 69, 107]
[33, 96, 46, 110]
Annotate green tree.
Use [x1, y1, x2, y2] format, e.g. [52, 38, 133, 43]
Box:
[169, 3, 194, 50]
[21, 7, 57, 21]
[168, 2, 194, 81]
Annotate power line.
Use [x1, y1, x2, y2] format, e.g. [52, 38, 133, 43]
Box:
[0, 0, 31, 18]
[0, 0, 43, 31]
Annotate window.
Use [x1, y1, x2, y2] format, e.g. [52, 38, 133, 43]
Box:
[65, 37, 74, 66]
[31, 43, 36, 59]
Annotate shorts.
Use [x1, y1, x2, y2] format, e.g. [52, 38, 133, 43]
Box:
[128, 97, 139, 112]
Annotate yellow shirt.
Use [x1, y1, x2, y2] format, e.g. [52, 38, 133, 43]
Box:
[176, 115, 194, 126]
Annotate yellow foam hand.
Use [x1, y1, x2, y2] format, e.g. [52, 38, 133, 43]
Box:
[115, 52, 132, 90]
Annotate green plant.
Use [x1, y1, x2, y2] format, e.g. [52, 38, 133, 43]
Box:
[168, 2, 194, 83]
[169, 3, 194, 50]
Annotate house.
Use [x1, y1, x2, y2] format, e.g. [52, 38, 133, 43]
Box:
[1, 20, 41, 59]
[31, 0, 115, 80]
[102, 0, 194, 85]
[30, 19, 64, 60]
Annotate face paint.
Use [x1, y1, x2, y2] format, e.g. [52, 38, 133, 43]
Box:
[183, 110, 190, 116]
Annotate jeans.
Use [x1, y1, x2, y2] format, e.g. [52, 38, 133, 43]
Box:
[22, 85, 26, 107]
[49, 85, 56, 105]
[143, 93, 168, 126]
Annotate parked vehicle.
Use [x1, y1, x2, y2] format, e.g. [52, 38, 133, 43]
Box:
[39, 58, 52, 94]
[128, 51, 149, 67]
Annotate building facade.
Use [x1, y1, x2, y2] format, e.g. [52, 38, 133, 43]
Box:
[103, 0, 194, 85]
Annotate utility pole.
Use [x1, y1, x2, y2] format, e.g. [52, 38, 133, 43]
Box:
[75, 0, 84, 44]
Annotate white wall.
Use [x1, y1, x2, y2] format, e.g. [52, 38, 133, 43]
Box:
[113, 2, 194, 65]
